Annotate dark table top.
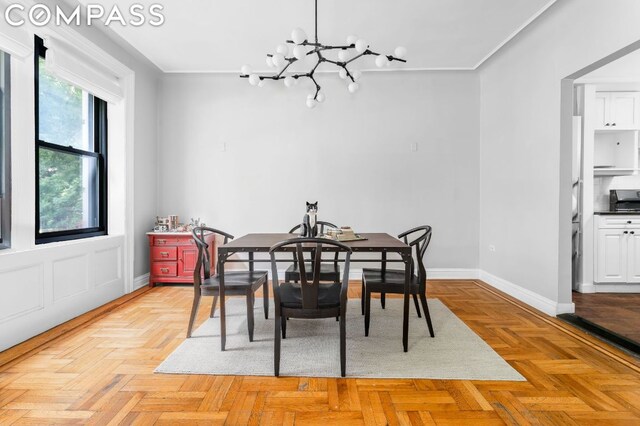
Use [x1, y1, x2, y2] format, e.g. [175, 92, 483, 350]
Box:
[594, 211, 640, 215]
[219, 232, 410, 253]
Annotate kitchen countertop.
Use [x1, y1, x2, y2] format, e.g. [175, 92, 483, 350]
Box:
[594, 211, 640, 215]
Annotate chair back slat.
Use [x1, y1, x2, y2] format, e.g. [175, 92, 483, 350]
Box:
[270, 237, 352, 310]
[192, 227, 235, 286]
[289, 221, 340, 263]
[288, 220, 338, 235]
[295, 245, 307, 283]
[397, 226, 433, 289]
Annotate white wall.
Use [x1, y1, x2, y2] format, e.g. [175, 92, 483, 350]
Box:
[158, 72, 480, 273]
[0, 17, 160, 351]
[478, 0, 640, 310]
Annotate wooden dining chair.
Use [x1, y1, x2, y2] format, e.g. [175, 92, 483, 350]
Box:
[186, 227, 269, 341]
[269, 237, 352, 377]
[285, 221, 340, 283]
[362, 226, 435, 338]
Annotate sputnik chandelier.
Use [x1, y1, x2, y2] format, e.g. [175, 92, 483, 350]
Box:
[239, 0, 407, 108]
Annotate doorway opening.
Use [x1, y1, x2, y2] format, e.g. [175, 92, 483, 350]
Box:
[560, 41, 640, 355]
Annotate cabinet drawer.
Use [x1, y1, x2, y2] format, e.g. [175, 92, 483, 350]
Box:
[152, 262, 177, 277]
[151, 236, 196, 246]
[152, 237, 180, 246]
[152, 246, 177, 261]
[598, 216, 640, 228]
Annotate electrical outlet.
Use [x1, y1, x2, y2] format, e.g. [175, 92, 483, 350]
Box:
[220, 142, 227, 152]
[410, 142, 418, 152]
[488, 245, 496, 252]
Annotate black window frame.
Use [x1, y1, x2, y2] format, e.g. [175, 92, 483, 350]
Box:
[35, 36, 108, 245]
[0, 50, 10, 249]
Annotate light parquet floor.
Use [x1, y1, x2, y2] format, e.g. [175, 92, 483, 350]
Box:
[1, 280, 640, 425]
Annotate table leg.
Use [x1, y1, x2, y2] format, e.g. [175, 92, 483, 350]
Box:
[218, 254, 226, 351]
[402, 252, 411, 352]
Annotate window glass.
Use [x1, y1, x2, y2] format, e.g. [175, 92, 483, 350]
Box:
[35, 36, 106, 244]
[0, 51, 9, 247]
[38, 147, 99, 233]
[38, 57, 92, 151]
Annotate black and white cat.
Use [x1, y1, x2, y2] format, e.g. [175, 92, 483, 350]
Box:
[300, 201, 318, 237]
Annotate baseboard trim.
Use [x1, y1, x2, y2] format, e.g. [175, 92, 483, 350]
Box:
[594, 283, 640, 293]
[427, 268, 480, 280]
[133, 273, 150, 290]
[478, 270, 575, 316]
[576, 282, 596, 293]
[574, 282, 640, 293]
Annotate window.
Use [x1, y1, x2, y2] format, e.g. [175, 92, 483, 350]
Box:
[0, 50, 10, 249]
[35, 36, 107, 244]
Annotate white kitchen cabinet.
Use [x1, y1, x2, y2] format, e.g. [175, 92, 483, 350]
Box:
[595, 216, 640, 283]
[595, 92, 640, 130]
[627, 230, 640, 283]
[596, 228, 628, 283]
[593, 130, 639, 176]
[595, 92, 609, 129]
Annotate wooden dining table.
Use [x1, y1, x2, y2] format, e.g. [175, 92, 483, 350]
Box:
[216, 233, 414, 352]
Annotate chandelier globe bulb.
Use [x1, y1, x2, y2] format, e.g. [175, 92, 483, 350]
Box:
[375, 55, 389, 68]
[276, 43, 289, 56]
[272, 53, 286, 67]
[355, 39, 368, 53]
[293, 45, 307, 60]
[265, 56, 274, 68]
[394, 46, 407, 59]
[248, 74, 260, 86]
[284, 76, 295, 88]
[291, 28, 307, 44]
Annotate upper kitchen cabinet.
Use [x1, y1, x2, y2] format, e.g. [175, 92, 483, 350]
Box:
[595, 92, 640, 130]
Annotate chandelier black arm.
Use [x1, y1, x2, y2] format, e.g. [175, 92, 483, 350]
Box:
[344, 50, 368, 65]
[309, 74, 321, 99]
[275, 58, 298, 79]
[316, 44, 355, 51]
[362, 49, 408, 63]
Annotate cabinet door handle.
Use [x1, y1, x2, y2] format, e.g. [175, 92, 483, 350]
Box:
[605, 123, 610, 126]
[612, 123, 616, 126]
[160, 252, 169, 257]
[632, 231, 636, 235]
[160, 268, 169, 273]
[628, 221, 633, 224]
[157, 239, 166, 244]
[624, 231, 629, 234]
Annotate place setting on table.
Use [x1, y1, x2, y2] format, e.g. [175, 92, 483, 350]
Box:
[154, 202, 524, 381]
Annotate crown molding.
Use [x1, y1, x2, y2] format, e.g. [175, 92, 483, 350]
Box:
[472, 0, 557, 70]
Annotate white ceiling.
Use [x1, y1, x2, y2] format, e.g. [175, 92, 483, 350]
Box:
[82, 0, 556, 72]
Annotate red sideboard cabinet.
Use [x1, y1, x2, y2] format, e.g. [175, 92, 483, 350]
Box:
[147, 232, 216, 287]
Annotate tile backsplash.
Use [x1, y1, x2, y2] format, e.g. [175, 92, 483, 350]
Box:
[594, 175, 640, 211]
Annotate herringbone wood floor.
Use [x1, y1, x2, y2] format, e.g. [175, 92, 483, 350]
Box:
[1, 280, 640, 425]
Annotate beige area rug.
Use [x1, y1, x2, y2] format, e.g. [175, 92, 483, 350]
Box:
[156, 298, 525, 380]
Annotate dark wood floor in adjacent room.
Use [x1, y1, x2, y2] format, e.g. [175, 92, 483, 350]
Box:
[573, 291, 640, 343]
[1, 281, 640, 425]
